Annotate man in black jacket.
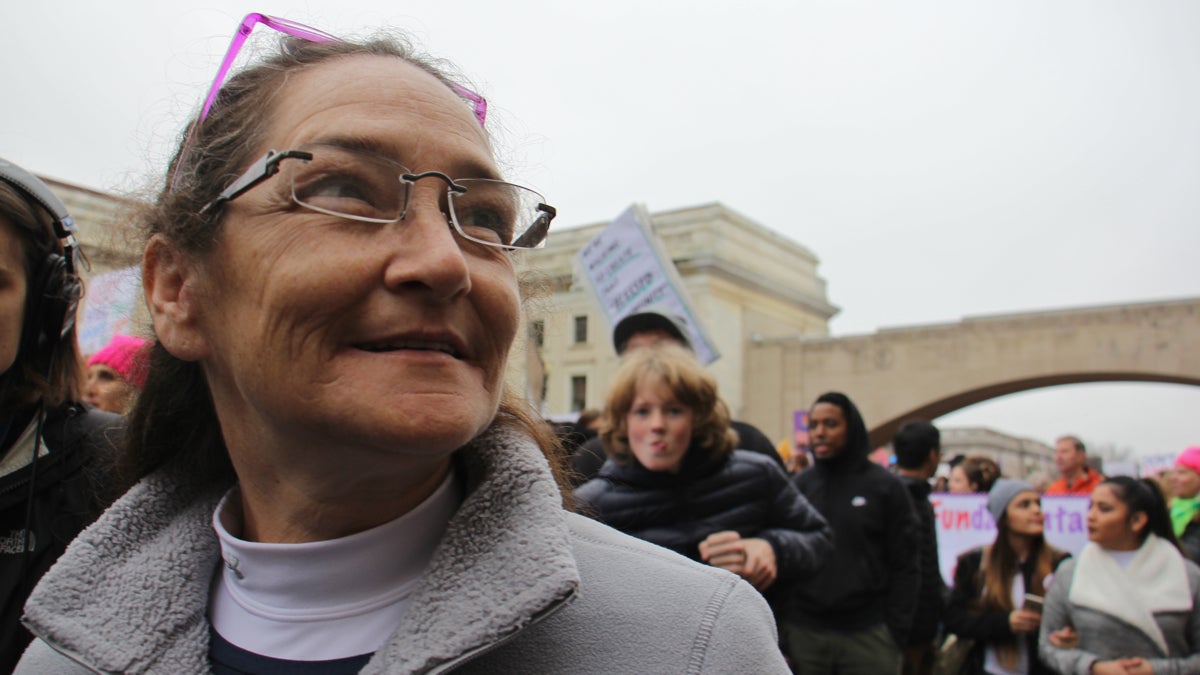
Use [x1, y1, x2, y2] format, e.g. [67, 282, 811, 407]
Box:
[892, 420, 946, 675]
[783, 392, 920, 675]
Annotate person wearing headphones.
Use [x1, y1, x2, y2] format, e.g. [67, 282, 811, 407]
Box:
[0, 157, 121, 670]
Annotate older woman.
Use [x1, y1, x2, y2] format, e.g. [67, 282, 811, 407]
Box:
[1039, 477, 1200, 675]
[17, 16, 788, 673]
[0, 158, 120, 671]
[574, 343, 831, 597]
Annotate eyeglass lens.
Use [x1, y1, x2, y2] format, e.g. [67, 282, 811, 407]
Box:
[285, 146, 548, 249]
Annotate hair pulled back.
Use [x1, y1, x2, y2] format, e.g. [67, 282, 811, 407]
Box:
[960, 455, 1001, 493]
[1102, 475, 1179, 549]
[118, 34, 562, 498]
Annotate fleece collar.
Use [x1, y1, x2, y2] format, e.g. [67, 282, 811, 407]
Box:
[1069, 536, 1192, 656]
[22, 424, 579, 674]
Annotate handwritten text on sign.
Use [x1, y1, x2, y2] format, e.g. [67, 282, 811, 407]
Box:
[930, 494, 1090, 584]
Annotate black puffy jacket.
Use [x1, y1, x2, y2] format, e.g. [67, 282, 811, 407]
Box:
[574, 448, 832, 583]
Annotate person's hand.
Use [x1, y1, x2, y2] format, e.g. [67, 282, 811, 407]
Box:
[1089, 658, 1132, 667]
[1117, 657, 1152, 675]
[698, 531, 778, 591]
[1008, 608, 1041, 633]
[1048, 626, 1078, 649]
[1090, 659, 1150, 675]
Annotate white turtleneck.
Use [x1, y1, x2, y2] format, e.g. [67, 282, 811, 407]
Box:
[208, 470, 461, 661]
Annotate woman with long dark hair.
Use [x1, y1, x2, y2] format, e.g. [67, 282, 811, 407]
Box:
[0, 159, 120, 670]
[1039, 477, 1200, 675]
[944, 479, 1069, 674]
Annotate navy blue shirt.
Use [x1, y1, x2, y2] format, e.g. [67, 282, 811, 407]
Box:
[210, 628, 372, 675]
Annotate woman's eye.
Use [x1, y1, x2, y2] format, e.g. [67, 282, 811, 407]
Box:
[456, 206, 511, 243]
[453, 188, 517, 244]
[294, 169, 397, 218]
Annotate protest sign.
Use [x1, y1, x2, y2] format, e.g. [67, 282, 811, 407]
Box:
[78, 265, 141, 355]
[574, 204, 718, 364]
[931, 494, 1090, 584]
[1139, 453, 1175, 476]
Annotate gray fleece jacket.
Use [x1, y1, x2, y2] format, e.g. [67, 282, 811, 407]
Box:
[1038, 540, 1200, 675]
[17, 424, 788, 674]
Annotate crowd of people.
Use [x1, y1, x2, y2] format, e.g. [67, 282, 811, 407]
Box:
[0, 13, 1196, 675]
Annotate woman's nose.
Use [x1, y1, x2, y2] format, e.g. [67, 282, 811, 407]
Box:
[383, 192, 471, 299]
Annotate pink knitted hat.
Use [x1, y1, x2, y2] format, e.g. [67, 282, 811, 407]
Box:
[87, 334, 150, 389]
[1177, 446, 1200, 475]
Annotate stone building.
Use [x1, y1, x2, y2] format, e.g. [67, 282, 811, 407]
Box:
[939, 426, 1055, 482]
[42, 177, 140, 275]
[514, 202, 838, 421]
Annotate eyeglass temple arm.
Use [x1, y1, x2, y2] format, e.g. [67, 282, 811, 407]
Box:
[200, 150, 314, 216]
[512, 204, 556, 248]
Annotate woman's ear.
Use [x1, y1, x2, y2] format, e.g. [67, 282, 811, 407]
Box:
[143, 235, 210, 362]
[1129, 510, 1150, 537]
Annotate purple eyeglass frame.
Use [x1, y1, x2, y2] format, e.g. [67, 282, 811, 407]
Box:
[171, 13, 488, 191]
[199, 13, 488, 126]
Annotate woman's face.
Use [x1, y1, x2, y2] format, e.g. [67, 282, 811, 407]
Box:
[1005, 490, 1045, 537]
[809, 402, 848, 460]
[948, 465, 974, 494]
[0, 218, 26, 376]
[625, 378, 694, 473]
[160, 56, 519, 476]
[1172, 465, 1200, 500]
[83, 364, 135, 413]
[1087, 484, 1144, 551]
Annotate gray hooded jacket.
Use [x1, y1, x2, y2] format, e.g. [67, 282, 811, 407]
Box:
[1037, 541, 1200, 675]
[17, 425, 787, 674]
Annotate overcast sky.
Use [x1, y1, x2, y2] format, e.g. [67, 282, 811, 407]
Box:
[3, 1, 1198, 460]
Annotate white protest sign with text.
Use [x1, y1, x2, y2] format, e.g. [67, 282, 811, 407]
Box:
[931, 494, 1090, 585]
[574, 205, 718, 364]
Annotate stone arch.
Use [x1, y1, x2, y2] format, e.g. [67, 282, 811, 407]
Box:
[867, 372, 1200, 448]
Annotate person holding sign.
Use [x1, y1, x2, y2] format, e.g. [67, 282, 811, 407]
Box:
[1039, 477, 1200, 675]
[575, 343, 831, 604]
[943, 478, 1069, 675]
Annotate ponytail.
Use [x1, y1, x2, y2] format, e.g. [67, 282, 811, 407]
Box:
[1102, 476, 1181, 551]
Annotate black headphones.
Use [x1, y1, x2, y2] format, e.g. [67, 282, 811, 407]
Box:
[0, 157, 83, 362]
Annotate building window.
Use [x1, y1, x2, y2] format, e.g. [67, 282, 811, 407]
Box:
[573, 315, 588, 344]
[571, 375, 587, 412]
[530, 319, 545, 347]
